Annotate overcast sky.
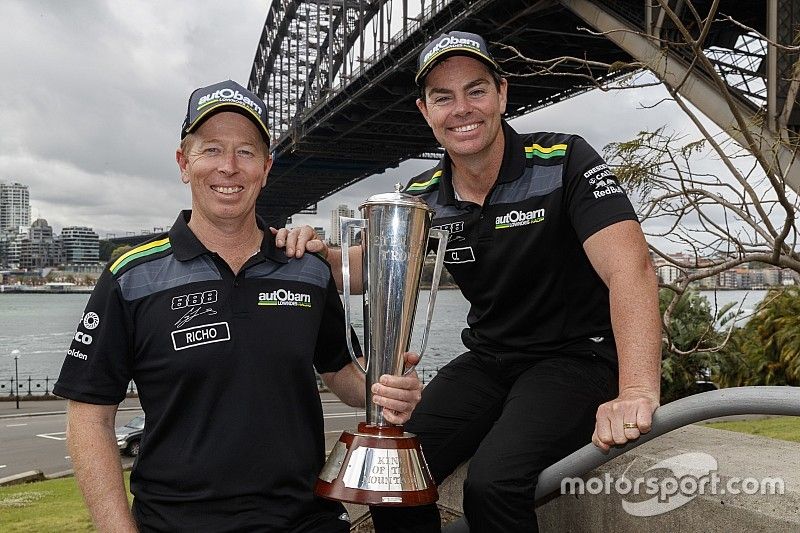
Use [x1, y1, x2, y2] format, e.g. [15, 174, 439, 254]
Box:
[1, 0, 710, 240]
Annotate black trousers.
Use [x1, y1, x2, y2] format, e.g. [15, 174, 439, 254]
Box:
[370, 350, 617, 533]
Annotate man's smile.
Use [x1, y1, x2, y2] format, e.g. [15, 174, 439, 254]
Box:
[211, 185, 244, 194]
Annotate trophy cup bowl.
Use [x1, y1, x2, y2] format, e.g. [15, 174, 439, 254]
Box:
[314, 187, 448, 506]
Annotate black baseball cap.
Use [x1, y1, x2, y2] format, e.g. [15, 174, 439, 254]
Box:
[181, 80, 271, 145]
[415, 31, 500, 86]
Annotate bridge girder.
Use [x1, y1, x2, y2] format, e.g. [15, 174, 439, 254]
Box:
[249, 0, 798, 224]
[563, 0, 799, 191]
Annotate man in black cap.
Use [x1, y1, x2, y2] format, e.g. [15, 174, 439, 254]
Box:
[278, 30, 661, 532]
[56, 79, 423, 532]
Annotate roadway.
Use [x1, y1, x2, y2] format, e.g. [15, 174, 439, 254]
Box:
[0, 396, 364, 480]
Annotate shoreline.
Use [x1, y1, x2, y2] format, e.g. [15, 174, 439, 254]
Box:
[0, 287, 94, 294]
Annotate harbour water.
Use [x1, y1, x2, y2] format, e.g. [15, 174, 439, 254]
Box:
[0, 289, 769, 383]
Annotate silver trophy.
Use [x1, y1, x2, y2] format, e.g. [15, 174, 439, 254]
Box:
[315, 185, 448, 506]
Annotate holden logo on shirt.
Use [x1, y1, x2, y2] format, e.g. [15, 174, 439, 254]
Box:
[258, 289, 312, 308]
[495, 208, 546, 230]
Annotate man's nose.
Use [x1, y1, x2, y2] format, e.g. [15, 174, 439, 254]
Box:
[453, 94, 471, 116]
[217, 150, 237, 174]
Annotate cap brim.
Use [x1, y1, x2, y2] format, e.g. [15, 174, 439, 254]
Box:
[415, 48, 499, 85]
[185, 102, 271, 144]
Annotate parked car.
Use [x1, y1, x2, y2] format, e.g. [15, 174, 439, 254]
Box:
[116, 414, 145, 456]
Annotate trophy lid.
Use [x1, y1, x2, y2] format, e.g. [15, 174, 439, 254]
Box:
[360, 183, 433, 212]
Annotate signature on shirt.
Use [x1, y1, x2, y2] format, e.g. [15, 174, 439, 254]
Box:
[175, 306, 218, 328]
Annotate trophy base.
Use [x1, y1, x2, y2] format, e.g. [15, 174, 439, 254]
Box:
[315, 423, 439, 506]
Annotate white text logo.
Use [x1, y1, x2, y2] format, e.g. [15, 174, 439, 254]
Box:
[197, 89, 262, 116]
[561, 452, 784, 517]
[171, 322, 231, 351]
[172, 290, 218, 310]
[74, 331, 93, 345]
[423, 36, 481, 64]
[495, 208, 545, 229]
[258, 289, 312, 307]
[584, 163, 624, 198]
[68, 348, 88, 360]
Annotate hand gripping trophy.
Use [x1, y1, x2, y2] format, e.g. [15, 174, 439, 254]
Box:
[315, 185, 448, 506]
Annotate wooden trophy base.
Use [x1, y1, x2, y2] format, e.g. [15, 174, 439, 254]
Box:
[315, 423, 439, 506]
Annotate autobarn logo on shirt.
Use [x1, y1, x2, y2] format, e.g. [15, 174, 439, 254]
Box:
[495, 208, 546, 230]
[584, 163, 624, 199]
[258, 288, 312, 308]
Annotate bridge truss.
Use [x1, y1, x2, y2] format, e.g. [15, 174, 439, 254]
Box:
[249, 0, 799, 224]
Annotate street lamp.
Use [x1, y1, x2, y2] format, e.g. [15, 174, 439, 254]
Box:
[12, 349, 20, 410]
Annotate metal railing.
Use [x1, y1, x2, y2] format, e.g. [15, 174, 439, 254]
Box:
[2, 370, 439, 400]
[0, 376, 138, 398]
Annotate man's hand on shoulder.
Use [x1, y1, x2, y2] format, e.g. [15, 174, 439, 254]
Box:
[271, 226, 328, 259]
[591, 386, 659, 452]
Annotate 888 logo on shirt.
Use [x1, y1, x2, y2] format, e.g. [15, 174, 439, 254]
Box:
[172, 290, 218, 310]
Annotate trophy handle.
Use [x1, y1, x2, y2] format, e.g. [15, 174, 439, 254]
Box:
[404, 227, 449, 376]
[341, 216, 368, 375]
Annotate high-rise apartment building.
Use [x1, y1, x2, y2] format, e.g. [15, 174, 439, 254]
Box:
[0, 181, 31, 233]
[20, 218, 60, 269]
[329, 204, 353, 245]
[61, 226, 99, 265]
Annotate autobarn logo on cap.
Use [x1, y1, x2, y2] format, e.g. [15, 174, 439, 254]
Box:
[197, 88, 263, 117]
[423, 35, 482, 64]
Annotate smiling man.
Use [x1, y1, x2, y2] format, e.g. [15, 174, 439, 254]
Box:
[55, 80, 422, 532]
[277, 31, 662, 532]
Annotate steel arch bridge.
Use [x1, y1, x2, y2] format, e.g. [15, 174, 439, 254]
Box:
[249, 0, 799, 225]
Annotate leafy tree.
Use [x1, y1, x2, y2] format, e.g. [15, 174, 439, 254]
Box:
[659, 289, 736, 403]
[717, 287, 800, 386]
[109, 245, 133, 263]
[98, 240, 117, 261]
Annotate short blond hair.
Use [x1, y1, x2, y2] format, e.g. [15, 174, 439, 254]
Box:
[180, 132, 270, 159]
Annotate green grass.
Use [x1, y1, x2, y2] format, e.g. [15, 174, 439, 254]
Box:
[704, 416, 800, 443]
[0, 472, 131, 532]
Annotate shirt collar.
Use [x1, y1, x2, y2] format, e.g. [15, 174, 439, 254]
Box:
[437, 120, 526, 206]
[169, 210, 288, 264]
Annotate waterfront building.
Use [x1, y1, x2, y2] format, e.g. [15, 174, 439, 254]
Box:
[0, 233, 9, 267]
[329, 204, 354, 245]
[20, 218, 60, 269]
[656, 262, 684, 285]
[314, 226, 326, 243]
[2, 227, 28, 268]
[0, 182, 31, 233]
[60, 226, 99, 265]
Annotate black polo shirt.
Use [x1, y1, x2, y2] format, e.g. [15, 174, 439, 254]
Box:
[55, 211, 351, 531]
[405, 121, 638, 364]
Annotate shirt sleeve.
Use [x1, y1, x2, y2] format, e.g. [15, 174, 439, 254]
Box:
[313, 275, 359, 374]
[53, 269, 134, 404]
[562, 135, 639, 243]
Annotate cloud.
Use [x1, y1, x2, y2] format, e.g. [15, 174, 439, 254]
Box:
[0, 0, 264, 236]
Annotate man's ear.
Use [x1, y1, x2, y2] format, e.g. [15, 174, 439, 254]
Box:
[176, 149, 190, 184]
[416, 97, 432, 128]
[261, 156, 273, 188]
[498, 78, 509, 115]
